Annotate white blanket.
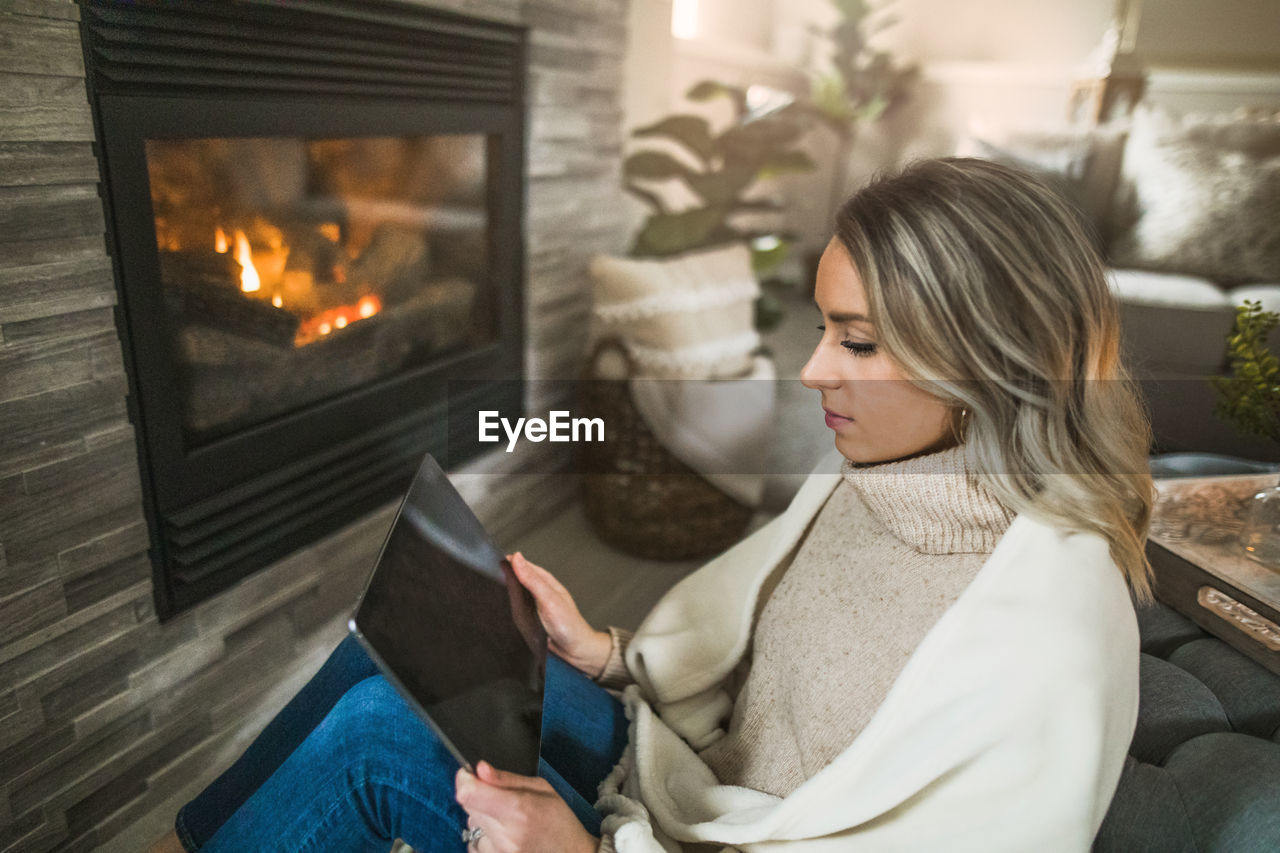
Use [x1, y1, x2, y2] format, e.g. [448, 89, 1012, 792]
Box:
[596, 448, 1140, 852]
[628, 355, 776, 507]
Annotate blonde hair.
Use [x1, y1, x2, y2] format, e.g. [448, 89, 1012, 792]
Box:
[834, 157, 1156, 602]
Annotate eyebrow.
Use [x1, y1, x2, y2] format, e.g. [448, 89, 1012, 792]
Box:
[812, 298, 872, 324]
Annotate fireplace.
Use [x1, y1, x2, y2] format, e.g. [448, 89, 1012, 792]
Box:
[80, 0, 528, 617]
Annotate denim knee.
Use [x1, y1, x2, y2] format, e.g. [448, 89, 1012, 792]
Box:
[317, 676, 459, 776]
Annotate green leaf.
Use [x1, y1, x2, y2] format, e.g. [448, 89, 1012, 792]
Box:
[830, 0, 871, 22]
[732, 198, 786, 212]
[629, 207, 730, 257]
[632, 115, 716, 163]
[623, 182, 667, 215]
[1213, 298, 1280, 443]
[757, 150, 818, 179]
[623, 151, 695, 182]
[687, 163, 755, 207]
[687, 80, 747, 116]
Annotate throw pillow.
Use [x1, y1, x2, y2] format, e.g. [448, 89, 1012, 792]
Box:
[956, 125, 1127, 240]
[589, 243, 760, 379]
[1109, 106, 1280, 286]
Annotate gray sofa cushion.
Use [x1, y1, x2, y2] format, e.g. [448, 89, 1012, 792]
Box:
[1097, 601, 1280, 851]
[1131, 654, 1232, 764]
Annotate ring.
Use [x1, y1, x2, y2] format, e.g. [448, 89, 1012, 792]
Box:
[461, 826, 485, 844]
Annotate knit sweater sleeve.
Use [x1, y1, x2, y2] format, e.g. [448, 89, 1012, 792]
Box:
[593, 626, 635, 690]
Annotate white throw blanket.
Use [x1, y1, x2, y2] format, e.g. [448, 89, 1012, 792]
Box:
[628, 355, 776, 507]
[596, 448, 1140, 852]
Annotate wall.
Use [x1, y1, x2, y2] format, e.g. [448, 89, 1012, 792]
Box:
[0, 1, 631, 850]
[620, 0, 1280, 252]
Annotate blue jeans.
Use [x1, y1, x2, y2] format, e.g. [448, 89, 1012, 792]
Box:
[177, 635, 629, 852]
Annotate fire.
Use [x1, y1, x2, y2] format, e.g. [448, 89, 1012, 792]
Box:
[294, 295, 382, 346]
[235, 230, 260, 293]
[271, 294, 283, 308]
[215, 226, 229, 254]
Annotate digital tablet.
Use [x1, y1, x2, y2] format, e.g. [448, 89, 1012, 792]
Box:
[348, 452, 548, 776]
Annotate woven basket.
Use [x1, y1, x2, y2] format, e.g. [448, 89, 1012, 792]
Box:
[577, 337, 755, 560]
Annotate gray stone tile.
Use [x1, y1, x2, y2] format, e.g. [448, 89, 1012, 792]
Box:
[0, 335, 99, 404]
[0, 596, 135, 673]
[0, 14, 83, 77]
[0, 306, 116, 346]
[0, 577, 65, 646]
[0, 375, 129, 479]
[0, 141, 97, 186]
[0, 184, 104, 246]
[5, 707, 150, 813]
[0, 444, 143, 565]
[57, 521, 148, 580]
[0, 234, 104, 268]
[62, 553, 150, 615]
[0, 554, 59, 600]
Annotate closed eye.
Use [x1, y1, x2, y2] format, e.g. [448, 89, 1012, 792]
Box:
[816, 325, 878, 358]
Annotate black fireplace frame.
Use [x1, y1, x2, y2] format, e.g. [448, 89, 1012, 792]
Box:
[79, 0, 528, 617]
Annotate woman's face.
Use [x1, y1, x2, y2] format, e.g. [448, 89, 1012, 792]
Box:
[800, 239, 958, 464]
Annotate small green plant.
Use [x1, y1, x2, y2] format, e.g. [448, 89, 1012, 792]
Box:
[623, 82, 816, 335]
[1211, 300, 1280, 443]
[624, 81, 815, 260]
[805, 0, 918, 216]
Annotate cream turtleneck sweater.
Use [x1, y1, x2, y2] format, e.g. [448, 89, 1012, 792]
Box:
[595, 441, 1016, 798]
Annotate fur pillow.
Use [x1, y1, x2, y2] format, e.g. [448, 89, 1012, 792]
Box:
[1109, 107, 1280, 285]
[589, 244, 760, 379]
[957, 125, 1126, 239]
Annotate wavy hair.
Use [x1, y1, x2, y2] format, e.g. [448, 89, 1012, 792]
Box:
[833, 157, 1156, 601]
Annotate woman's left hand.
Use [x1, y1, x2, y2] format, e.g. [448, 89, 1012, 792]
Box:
[455, 761, 599, 853]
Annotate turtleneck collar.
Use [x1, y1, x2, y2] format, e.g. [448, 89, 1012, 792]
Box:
[839, 442, 1015, 554]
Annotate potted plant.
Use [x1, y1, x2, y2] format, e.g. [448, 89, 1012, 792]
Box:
[1211, 299, 1280, 565]
[770, 0, 919, 289]
[622, 79, 817, 335]
[803, 0, 919, 225]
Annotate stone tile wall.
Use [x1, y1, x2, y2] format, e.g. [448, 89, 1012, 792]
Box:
[0, 0, 629, 848]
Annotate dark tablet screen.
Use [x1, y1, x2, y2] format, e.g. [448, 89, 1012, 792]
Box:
[350, 453, 547, 776]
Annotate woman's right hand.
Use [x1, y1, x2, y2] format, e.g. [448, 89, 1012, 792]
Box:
[507, 551, 612, 678]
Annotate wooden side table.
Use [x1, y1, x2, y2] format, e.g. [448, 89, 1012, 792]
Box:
[1147, 473, 1280, 675]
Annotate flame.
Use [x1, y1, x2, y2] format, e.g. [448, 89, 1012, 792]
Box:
[235, 230, 260, 293]
[271, 294, 283, 308]
[215, 226, 229, 254]
[294, 295, 382, 346]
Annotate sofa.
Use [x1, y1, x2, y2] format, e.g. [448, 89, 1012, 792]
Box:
[1092, 452, 1280, 852]
[961, 105, 1280, 463]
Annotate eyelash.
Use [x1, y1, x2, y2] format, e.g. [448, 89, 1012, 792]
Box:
[816, 325, 877, 357]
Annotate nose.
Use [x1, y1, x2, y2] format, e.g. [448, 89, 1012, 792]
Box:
[800, 342, 842, 390]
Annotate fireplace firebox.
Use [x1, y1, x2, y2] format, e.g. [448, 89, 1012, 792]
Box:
[80, 0, 527, 617]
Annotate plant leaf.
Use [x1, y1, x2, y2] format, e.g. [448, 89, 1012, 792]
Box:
[623, 182, 667, 215]
[632, 114, 716, 163]
[623, 150, 695, 182]
[757, 150, 818, 178]
[630, 207, 730, 257]
[687, 80, 747, 116]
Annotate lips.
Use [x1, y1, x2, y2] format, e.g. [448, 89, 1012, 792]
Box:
[823, 407, 853, 429]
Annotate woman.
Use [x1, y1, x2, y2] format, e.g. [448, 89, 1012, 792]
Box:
[152, 157, 1154, 853]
